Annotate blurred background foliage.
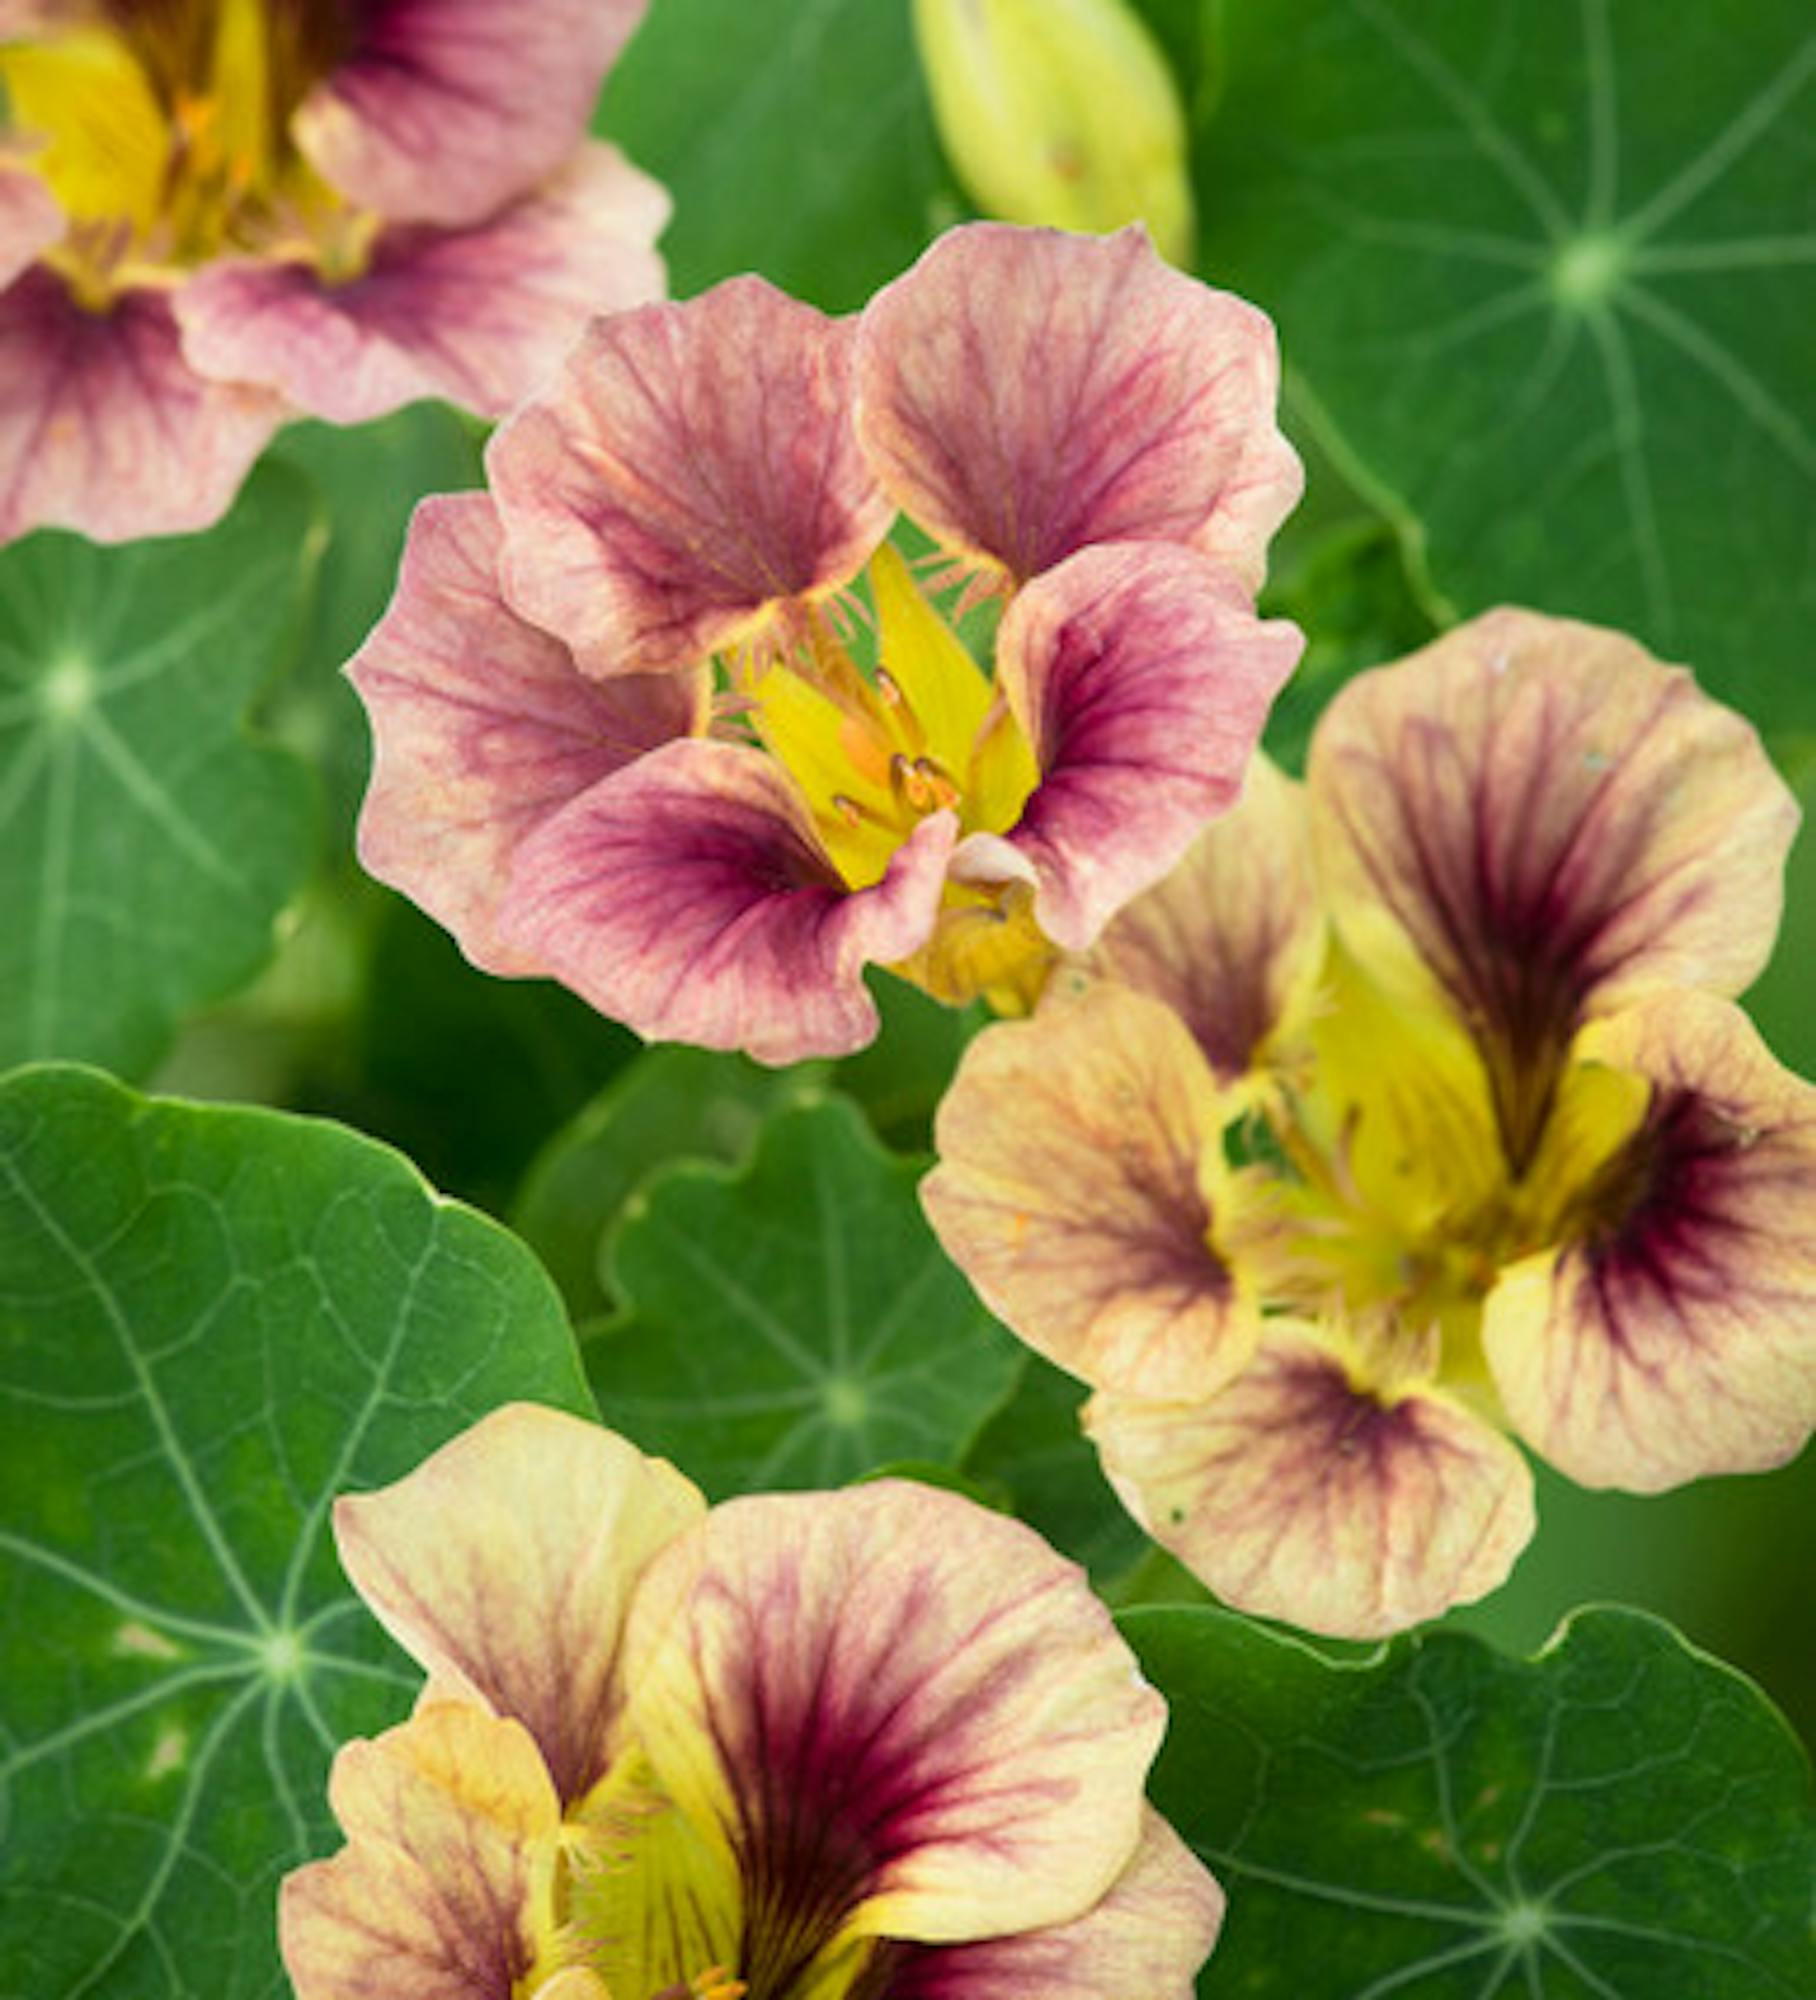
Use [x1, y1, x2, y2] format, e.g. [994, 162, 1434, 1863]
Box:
[3, 0, 1809, 1746]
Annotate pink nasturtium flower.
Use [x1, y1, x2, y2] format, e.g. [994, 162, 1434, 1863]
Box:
[349, 224, 1303, 1063]
[924, 609, 1816, 1638]
[281, 1404, 1223, 2000]
[0, 0, 666, 542]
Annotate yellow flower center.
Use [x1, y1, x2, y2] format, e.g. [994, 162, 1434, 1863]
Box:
[1215, 943, 1651, 1401]
[1, 0, 370, 304]
[739, 542, 1051, 1013]
[521, 1751, 872, 2000]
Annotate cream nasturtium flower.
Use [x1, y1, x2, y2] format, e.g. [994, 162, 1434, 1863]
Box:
[924, 609, 1816, 1638]
[0, 0, 666, 542]
[350, 223, 1302, 1063]
[281, 1404, 1223, 2000]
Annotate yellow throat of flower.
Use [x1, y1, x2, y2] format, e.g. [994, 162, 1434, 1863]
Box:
[2, 0, 369, 303]
[522, 1748, 867, 2000]
[1218, 943, 1652, 1400]
[746, 543, 1051, 1014]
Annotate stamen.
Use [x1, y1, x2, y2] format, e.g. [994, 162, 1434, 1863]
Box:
[912, 755, 960, 810]
[873, 667, 928, 756]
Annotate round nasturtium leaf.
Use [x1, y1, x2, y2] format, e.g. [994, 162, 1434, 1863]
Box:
[598, 0, 953, 310]
[0, 466, 319, 1077]
[0, 1065, 591, 1999]
[1125, 1603, 1815, 1998]
[1194, 0, 1816, 727]
[586, 1093, 1023, 1496]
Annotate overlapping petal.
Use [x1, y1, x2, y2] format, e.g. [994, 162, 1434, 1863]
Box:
[294, 0, 648, 228]
[879, 1813, 1221, 2000]
[281, 1701, 558, 2000]
[1078, 754, 1325, 1080]
[1484, 993, 1816, 1492]
[1089, 1325, 1535, 1637]
[923, 982, 1249, 1399]
[178, 145, 667, 425]
[349, 492, 704, 978]
[333, 1404, 705, 1806]
[0, 270, 283, 543]
[1310, 610, 1798, 1113]
[619, 1479, 1166, 1951]
[489, 278, 890, 677]
[0, 165, 60, 285]
[979, 542, 1302, 951]
[500, 740, 957, 1064]
[854, 223, 1301, 589]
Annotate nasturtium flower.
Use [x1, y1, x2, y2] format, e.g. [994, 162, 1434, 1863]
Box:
[351, 223, 1303, 1062]
[0, 0, 666, 542]
[923, 608, 1816, 1638]
[281, 1403, 1224, 2000]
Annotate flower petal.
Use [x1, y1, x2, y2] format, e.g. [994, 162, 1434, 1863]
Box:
[1310, 609, 1798, 1154]
[854, 223, 1301, 589]
[1077, 754, 1325, 1081]
[0, 270, 282, 543]
[349, 491, 702, 976]
[333, 1403, 706, 1806]
[281, 1701, 558, 2000]
[500, 739, 956, 1063]
[0, 167, 61, 286]
[488, 278, 889, 677]
[178, 144, 666, 426]
[923, 981, 1250, 1399]
[1484, 993, 1816, 1492]
[293, 0, 647, 227]
[621, 1479, 1166, 1953]
[1089, 1325, 1536, 1637]
[878, 1810, 1222, 2000]
[983, 542, 1301, 952]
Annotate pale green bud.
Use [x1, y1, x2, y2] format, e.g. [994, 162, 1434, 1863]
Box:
[912, 0, 1196, 265]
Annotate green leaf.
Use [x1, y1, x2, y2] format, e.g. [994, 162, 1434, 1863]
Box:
[584, 1094, 1021, 1496]
[264, 408, 483, 842]
[513, 1044, 825, 1318]
[960, 1353, 1151, 1584]
[831, 971, 986, 1154]
[308, 898, 643, 1213]
[1124, 1603, 1815, 1998]
[1195, 0, 1816, 725]
[0, 467, 319, 1077]
[0, 1065, 591, 1998]
[599, 0, 955, 309]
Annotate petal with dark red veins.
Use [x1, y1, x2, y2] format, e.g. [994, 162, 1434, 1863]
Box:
[984, 542, 1302, 953]
[499, 739, 955, 1064]
[923, 981, 1251, 1400]
[488, 278, 889, 678]
[1310, 608, 1798, 1164]
[333, 1404, 705, 1807]
[1077, 754, 1325, 1082]
[0, 271, 282, 544]
[280, 1701, 558, 2000]
[178, 143, 666, 425]
[854, 223, 1301, 589]
[620, 1479, 1166, 1961]
[876, 1811, 1222, 2000]
[293, 0, 647, 228]
[1485, 992, 1816, 1492]
[1088, 1325, 1536, 1638]
[349, 490, 703, 976]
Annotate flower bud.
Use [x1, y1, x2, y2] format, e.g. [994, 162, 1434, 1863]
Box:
[912, 0, 1195, 264]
